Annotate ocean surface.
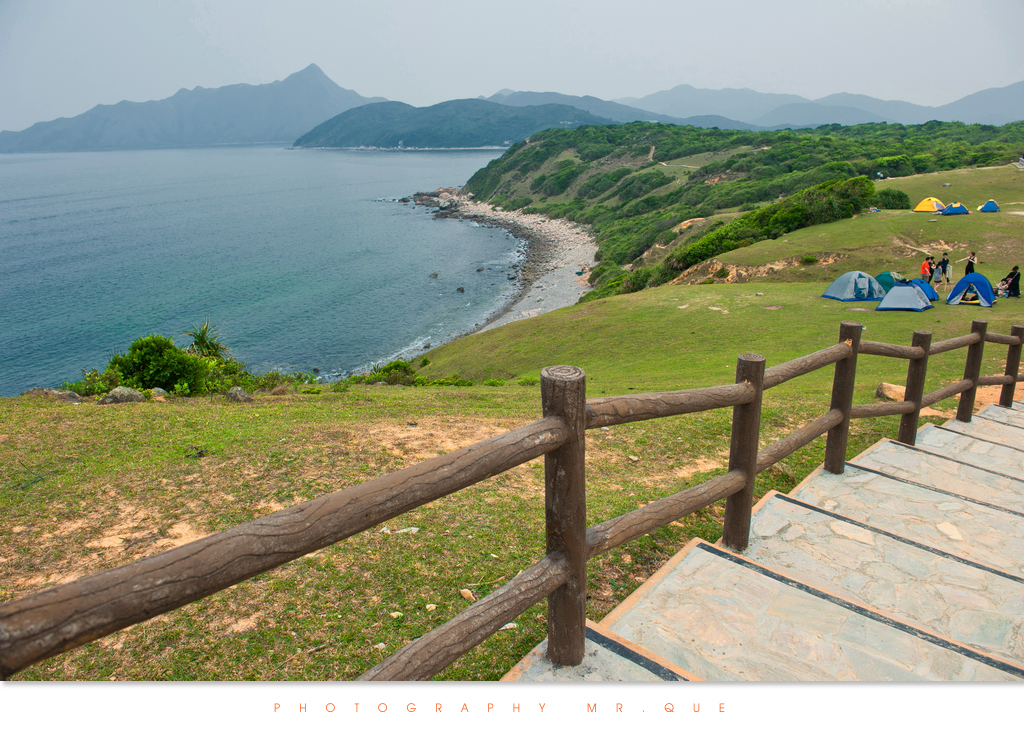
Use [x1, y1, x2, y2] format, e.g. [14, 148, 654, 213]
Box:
[0, 146, 515, 397]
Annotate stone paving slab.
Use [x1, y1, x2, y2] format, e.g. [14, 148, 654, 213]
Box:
[501, 621, 701, 681]
[744, 493, 1024, 664]
[979, 403, 1024, 428]
[942, 416, 1024, 450]
[914, 424, 1024, 479]
[600, 542, 1020, 681]
[849, 439, 1024, 513]
[792, 465, 1024, 576]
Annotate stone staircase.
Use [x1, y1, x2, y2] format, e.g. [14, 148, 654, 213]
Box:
[504, 403, 1024, 681]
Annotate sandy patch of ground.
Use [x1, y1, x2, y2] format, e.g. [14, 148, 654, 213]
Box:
[362, 417, 523, 460]
[669, 253, 848, 285]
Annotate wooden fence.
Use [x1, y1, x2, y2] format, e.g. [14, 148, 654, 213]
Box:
[1, 318, 1022, 680]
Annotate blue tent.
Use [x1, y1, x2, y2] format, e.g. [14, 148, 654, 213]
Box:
[877, 283, 934, 312]
[910, 278, 939, 301]
[947, 273, 996, 307]
[941, 202, 970, 216]
[979, 199, 1000, 212]
[822, 271, 886, 301]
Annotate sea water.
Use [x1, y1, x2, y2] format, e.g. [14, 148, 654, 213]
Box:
[0, 146, 513, 396]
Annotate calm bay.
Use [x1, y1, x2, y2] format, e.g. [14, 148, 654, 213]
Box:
[0, 146, 511, 396]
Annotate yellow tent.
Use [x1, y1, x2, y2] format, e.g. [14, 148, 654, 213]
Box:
[913, 196, 945, 212]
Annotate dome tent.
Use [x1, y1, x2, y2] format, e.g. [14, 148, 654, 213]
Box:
[913, 197, 945, 213]
[822, 271, 886, 301]
[941, 202, 970, 216]
[909, 278, 939, 301]
[876, 283, 933, 312]
[947, 273, 996, 307]
[979, 200, 1000, 212]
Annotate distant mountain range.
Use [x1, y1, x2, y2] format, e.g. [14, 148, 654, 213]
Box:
[293, 99, 613, 148]
[0, 64, 384, 153]
[2, 65, 1021, 154]
[616, 82, 1024, 127]
[481, 90, 758, 131]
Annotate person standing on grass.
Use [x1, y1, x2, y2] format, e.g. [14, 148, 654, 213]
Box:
[957, 251, 978, 275]
[921, 256, 934, 283]
[936, 252, 951, 290]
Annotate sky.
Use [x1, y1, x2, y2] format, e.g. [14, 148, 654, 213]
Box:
[1, 0, 1023, 132]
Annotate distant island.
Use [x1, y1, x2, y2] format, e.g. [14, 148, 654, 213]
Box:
[292, 99, 613, 149]
[0, 64, 384, 153]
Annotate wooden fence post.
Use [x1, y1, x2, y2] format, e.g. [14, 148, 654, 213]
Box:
[722, 353, 765, 552]
[824, 321, 863, 474]
[956, 320, 988, 422]
[999, 325, 1024, 408]
[541, 365, 587, 666]
[898, 331, 932, 446]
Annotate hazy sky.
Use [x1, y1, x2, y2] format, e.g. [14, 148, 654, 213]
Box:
[2, 0, 1023, 132]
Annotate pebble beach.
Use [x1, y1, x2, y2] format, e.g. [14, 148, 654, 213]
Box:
[415, 189, 599, 332]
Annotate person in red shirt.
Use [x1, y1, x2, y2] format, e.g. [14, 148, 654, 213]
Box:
[920, 256, 935, 284]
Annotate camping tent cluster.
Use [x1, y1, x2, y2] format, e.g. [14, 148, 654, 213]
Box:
[912, 197, 1001, 215]
[823, 270, 997, 311]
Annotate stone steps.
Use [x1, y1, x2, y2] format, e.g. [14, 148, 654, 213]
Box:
[743, 493, 1024, 664]
[505, 403, 1024, 682]
[915, 423, 1024, 479]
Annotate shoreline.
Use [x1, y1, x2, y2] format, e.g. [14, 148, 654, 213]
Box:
[412, 188, 599, 335]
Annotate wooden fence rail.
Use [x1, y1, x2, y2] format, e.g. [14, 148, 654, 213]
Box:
[2, 319, 1023, 681]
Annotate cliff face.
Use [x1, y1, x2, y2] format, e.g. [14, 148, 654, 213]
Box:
[0, 64, 385, 152]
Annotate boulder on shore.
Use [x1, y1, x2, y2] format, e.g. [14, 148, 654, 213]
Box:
[21, 387, 83, 403]
[98, 386, 146, 405]
[226, 386, 255, 403]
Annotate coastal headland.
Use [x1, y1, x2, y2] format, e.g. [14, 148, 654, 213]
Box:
[412, 188, 598, 332]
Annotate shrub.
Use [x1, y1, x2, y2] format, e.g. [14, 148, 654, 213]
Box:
[872, 188, 911, 210]
[714, 267, 730, 278]
[800, 255, 818, 264]
[483, 378, 505, 387]
[424, 375, 474, 387]
[505, 197, 533, 210]
[184, 319, 231, 360]
[517, 377, 539, 386]
[61, 366, 123, 396]
[108, 334, 210, 395]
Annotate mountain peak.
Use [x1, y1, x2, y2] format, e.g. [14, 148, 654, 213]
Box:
[287, 64, 328, 81]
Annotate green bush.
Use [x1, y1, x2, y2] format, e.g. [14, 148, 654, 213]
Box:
[108, 334, 210, 395]
[800, 255, 819, 265]
[872, 188, 911, 210]
[517, 377, 539, 386]
[61, 366, 123, 396]
[483, 378, 505, 387]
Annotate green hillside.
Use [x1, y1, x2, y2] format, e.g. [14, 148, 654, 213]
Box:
[293, 99, 613, 148]
[462, 121, 1024, 300]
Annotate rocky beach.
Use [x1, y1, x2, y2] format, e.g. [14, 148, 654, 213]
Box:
[413, 188, 598, 332]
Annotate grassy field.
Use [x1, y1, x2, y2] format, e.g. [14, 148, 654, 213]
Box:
[715, 166, 1024, 276]
[3, 166, 1024, 681]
